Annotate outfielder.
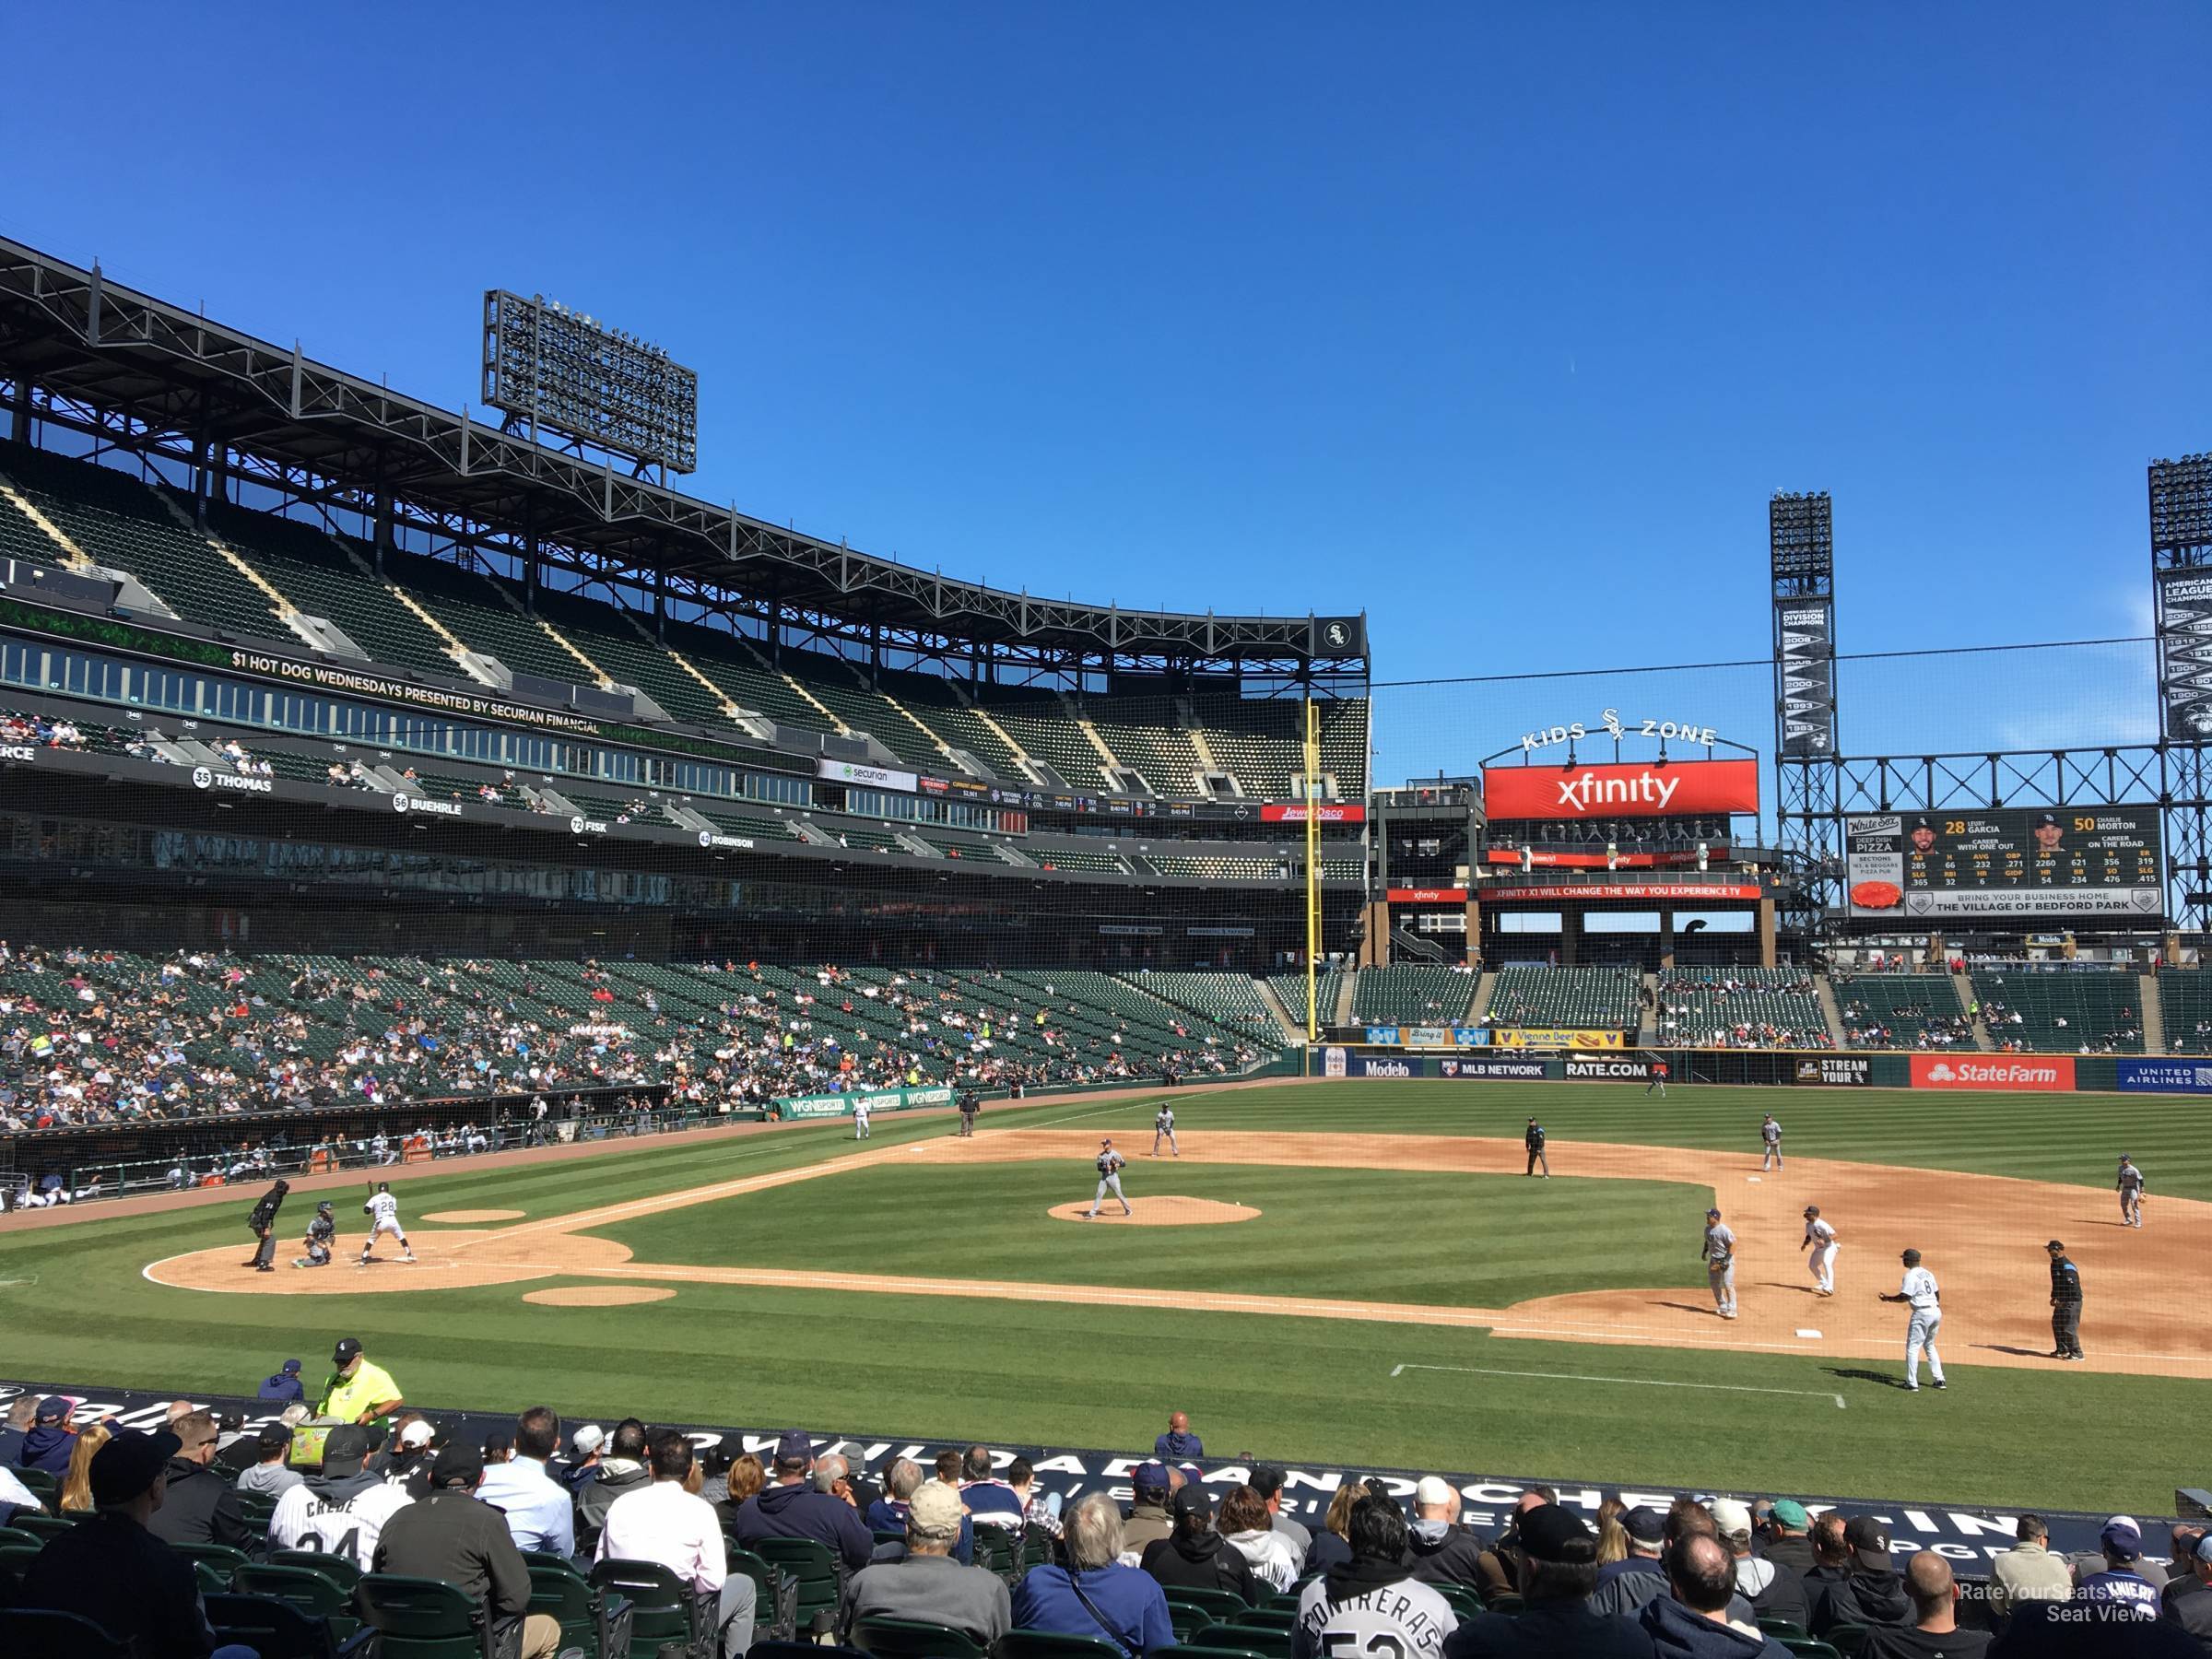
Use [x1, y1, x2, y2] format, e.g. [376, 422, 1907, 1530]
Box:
[1799, 1205, 1838, 1295]
[293, 1200, 337, 1269]
[853, 1097, 871, 1140]
[359, 1182, 414, 1265]
[1646, 1060, 1668, 1097]
[1701, 1206, 1737, 1319]
[1760, 1114, 1783, 1171]
[1152, 1104, 1180, 1158]
[2116, 1156, 2144, 1228]
[1086, 1138, 1133, 1218]
[1879, 1248, 1946, 1391]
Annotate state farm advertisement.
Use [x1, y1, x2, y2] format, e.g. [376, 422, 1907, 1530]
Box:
[1483, 759, 1759, 822]
[1909, 1055, 2076, 1092]
[1260, 803, 1367, 824]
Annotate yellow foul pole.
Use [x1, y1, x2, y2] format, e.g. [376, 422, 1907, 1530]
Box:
[1305, 698, 1322, 1041]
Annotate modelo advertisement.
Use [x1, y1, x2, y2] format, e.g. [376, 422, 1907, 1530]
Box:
[1794, 1056, 1872, 1088]
[1564, 1052, 1658, 1081]
[2113, 1058, 2212, 1095]
[1907, 1055, 2076, 1092]
[1317, 1047, 1427, 1079]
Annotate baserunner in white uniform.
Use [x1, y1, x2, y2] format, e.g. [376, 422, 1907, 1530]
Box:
[1879, 1247, 1946, 1391]
[359, 1182, 414, 1265]
[1152, 1105, 1179, 1158]
[1086, 1138, 1133, 1218]
[1800, 1204, 1839, 1295]
[1760, 1114, 1783, 1171]
[2117, 1156, 2145, 1228]
[1701, 1206, 1737, 1319]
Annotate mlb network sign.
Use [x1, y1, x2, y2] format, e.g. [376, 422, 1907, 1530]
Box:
[1909, 1055, 2075, 1092]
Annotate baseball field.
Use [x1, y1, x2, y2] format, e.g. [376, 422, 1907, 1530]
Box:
[3, 1078, 2206, 1515]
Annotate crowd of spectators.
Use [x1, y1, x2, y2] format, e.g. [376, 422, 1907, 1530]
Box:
[1653, 974, 1835, 1052]
[0, 943, 1266, 1140]
[6, 1386, 2207, 1657]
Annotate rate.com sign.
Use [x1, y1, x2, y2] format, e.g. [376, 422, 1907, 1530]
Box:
[1482, 759, 1759, 821]
[1909, 1055, 2076, 1092]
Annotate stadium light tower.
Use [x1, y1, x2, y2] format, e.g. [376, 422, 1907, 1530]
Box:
[2151, 453, 2212, 934]
[1771, 491, 1839, 932]
[482, 290, 699, 480]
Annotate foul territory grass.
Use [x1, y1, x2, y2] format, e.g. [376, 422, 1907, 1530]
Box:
[598, 1161, 1709, 1307]
[1, 1080, 2205, 1514]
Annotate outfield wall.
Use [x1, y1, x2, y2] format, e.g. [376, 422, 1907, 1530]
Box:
[1305, 1044, 2212, 1094]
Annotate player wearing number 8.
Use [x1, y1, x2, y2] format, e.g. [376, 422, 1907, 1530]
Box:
[1292, 1493, 1459, 1659]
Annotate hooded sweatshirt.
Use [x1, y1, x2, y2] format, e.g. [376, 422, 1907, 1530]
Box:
[576, 1456, 652, 1535]
[728, 1474, 875, 1571]
[18, 1422, 75, 1476]
[1641, 1593, 1793, 1658]
[1140, 1525, 1261, 1604]
[1406, 1518, 1488, 1589]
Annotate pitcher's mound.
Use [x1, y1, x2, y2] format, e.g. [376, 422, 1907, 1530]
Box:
[423, 1208, 526, 1222]
[1048, 1196, 1260, 1226]
[524, 1285, 673, 1307]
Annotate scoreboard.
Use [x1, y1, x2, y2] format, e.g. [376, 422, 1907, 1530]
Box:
[1846, 807, 2162, 920]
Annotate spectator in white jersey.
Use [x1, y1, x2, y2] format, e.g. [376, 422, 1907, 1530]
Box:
[1292, 1492, 1459, 1659]
[266, 1424, 414, 1568]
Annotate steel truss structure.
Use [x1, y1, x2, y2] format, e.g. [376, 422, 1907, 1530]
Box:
[0, 237, 1367, 698]
[1774, 461, 2212, 937]
[1770, 492, 1838, 932]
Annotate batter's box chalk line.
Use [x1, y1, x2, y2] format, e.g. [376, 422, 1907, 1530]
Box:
[1390, 1361, 1846, 1410]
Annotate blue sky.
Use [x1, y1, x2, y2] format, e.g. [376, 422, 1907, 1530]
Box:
[2, 4, 2204, 775]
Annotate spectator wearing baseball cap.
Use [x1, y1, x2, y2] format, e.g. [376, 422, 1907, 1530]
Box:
[267, 1423, 414, 1567]
[1590, 1504, 1670, 1617]
[17, 1394, 78, 1476]
[2075, 1520, 2161, 1619]
[1761, 1500, 1816, 1576]
[598, 1429, 755, 1658]
[1250, 1463, 1313, 1565]
[255, 1358, 305, 1405]
[1221, 1483, 1304, 1592]
[1143, 1482, 1262, 1606]
[1445, 1500, 1651, 1658]
[1014, 1490, 1175, 1653]
[2164, 1534, 2212, 1648]
[729, 1428, 874, 1571]
[866, 1457, 976, 1565]
[316, 1335, 404, 1426]
[1124, 1460, 1177, 1555]
[375, 1441, 563, 1659]
[1406, 1476, 1488, 1590]
[842, 1477, 1012, 1645]
[1712, 1497, 1809, 1632]
[1807, 1516, 1909, 1637]
[577, 1418, 653, 1537]
[235, 1424, 302, 1500]
[561, 1421, 606, 1494]
[14, 1427, 242, 1658]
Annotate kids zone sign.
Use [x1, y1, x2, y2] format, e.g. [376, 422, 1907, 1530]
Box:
[1482, 759, 1759, 821]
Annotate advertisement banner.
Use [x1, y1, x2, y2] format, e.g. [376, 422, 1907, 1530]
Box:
[1438, 1056, 1551, 1080]
[1385, 887, 1467, 902]
[1364, 1026, 1403, 1046]
[1313, 1049, 1430, 1078]
[1794, 1055, 1872, 1088]
[1483, 850, 1724, 870]
[1908, 1056, 2076, 1092]
[1453, 1028, 1490, 1048]
[818, 758, 920, 794]
[1482, 759, 1759, 823]
[772, 1083, 954, 1120]
[2113, 1058, 2212, 1095]
[1564, 1053, 1655, 1081]
[1494, 1028, 1624, 1050]
[1405, 1026, 1453, 1048]
[1260, 802, 1367, 824]
[1777, 601, 1837, 758]
[1482, 883, 1764, 903]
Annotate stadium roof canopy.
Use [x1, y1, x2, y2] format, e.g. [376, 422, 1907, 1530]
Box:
[0, 237, 1366, 676]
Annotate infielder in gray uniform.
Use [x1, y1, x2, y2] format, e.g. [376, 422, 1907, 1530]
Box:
[1701, 1206, 1737, 1319]
[1086, 1138, 1133, 1218]
[1879, 1247, 1947, 1391]
[2116, 1156, 2145, 1228]
[1152, 1105, 1180, 1158]
[1760, 1114, 1783, 1171]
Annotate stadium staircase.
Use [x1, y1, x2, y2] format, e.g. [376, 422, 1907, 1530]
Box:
[2140, 973, 2165, 1054]
[1332, 971, 1358, 1026]
[1467, 971, 1497, 1028]
[2159, 971, 2212, 1053]
[1812, 976, 1849, 1049]
[1638, 971, 1659, 1045]
[1253, 976, 1308, 1041]
[1953, 970, 1995, 1051]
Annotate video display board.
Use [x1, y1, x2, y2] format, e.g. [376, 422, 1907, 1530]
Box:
[1845, 807, 2161, 920]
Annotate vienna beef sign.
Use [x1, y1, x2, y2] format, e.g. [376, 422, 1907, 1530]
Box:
[1483, 759, 1759, 822]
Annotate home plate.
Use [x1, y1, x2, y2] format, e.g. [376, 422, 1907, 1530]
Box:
[1795, 1328, 1823, 1339]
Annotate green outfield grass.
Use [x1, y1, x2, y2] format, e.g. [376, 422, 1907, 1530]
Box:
[600, 1160, 1709, 1306]
[1, 1080, 2205, 1514]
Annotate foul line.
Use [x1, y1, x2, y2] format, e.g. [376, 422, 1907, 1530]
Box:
[1391, 1361, 1847, 1410]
